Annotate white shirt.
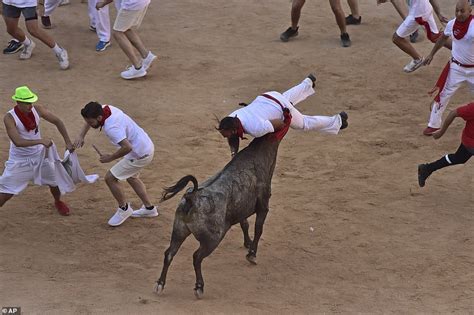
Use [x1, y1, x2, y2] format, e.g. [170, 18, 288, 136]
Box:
[102, 105, 154, 160]
[120, 0, 149, 11]
[445, 18, 474, 65]
[408, 0, 432, 18]
[2, 0, 37, 8]
[228, 92, 287, 138]
[8, 107, 42, 160]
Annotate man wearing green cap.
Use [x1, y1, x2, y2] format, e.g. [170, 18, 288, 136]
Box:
[0, 86, 74, 215]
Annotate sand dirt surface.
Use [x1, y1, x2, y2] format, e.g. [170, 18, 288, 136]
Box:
[0, 0, 473, 313]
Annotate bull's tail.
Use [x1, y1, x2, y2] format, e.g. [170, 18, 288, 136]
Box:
[161, 175, 199, 202]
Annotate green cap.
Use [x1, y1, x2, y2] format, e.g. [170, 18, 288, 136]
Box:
[12, 86, 38, 103]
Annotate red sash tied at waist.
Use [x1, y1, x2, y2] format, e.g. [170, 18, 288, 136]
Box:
[261, 93, 292, 141]
[430, 59, 474, 103]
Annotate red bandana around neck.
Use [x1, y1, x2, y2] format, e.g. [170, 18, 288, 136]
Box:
[235, 118, 247, 140]
[14, 105, 37, 132]
[453, 15, 473, 40]
[99, 105, 112, 127]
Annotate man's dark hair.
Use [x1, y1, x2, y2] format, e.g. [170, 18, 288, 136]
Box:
[81, 102, 104, 119]
[217, 116, 239, 131]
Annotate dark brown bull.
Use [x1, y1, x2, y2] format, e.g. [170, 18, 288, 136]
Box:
[154, 130, 287, 299]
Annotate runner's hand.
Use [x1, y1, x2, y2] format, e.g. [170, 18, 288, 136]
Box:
[73, 137, 84, 148]
[432, 129, 444, 139]
[99, 154, 113, 163]
[41, 139, 53, 148]
[423, 54, 434, 66]
[438, 14, 449, 24]
[66, 142, 75, 153]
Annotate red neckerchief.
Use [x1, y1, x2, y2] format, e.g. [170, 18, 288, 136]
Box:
[453, 15, 473, 40]
[235, 118, 247, 140]
[415, 17, 440, 43]
[99, 105, 112, 130]
[261, 94, 292, 141]
[14, 105, 37, 132]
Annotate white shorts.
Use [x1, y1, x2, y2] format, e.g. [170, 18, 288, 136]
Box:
[110, 152, 154, 181]
[113, 5, 148, 32]
[396, 13, 438, 38]
[0, 155, 56, 195]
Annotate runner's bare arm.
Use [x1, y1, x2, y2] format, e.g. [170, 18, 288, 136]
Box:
[424, 34, 449, 65]
[228, 136, 240, 157]
[74, 123, 91, 148]
[433, 110, 458, 139]
[35, 104, 74, 151]
[429, 0, 448, 24]
[99, 139, 132, 163]
[3, 113, 51, 148]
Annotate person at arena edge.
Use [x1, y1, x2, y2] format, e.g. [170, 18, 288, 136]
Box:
[0, 86, 73, 215]
[422, 0, 474, 136]
[418, 102, 474, 187]
[75, 102, 158, 227]
[95, 0, 156, 79]
[378, 0, 449, 73]
[217, 74, 348, 157]
[2, 0, 69, 69]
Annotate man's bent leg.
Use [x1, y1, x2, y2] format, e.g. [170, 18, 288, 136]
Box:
[127, 176, 152, 207]
[105, 171, 127, 207]
[428, 66, 465, 128]
[125, 29, 148, 58]
[114, 30, 142, 68]
[282, 77, 315, 105]
[50, 186, 70, 215]
[291, 0, 306, 29]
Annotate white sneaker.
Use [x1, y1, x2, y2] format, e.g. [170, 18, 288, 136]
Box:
[56, 48, 69, 70]
[120, 65, 147, 79]
[108, 203, 133, 227]
[131, 205, 159, 218]
[59, 0, 70, 6]
[19, 40, 36, 60]
[142, 52, 157, 71]
[403, 58, 424, 73]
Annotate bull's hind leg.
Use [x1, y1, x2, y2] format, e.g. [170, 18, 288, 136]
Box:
[193, 238, 221, 299]
[246, 202, 269, 265]
[154, 224, 191, 295]
[240, 219, 252, 249]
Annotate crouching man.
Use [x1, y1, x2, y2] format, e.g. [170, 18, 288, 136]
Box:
[75, 101, 157, 227]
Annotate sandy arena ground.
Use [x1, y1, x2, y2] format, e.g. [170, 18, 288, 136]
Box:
[0, 0, 473, 313]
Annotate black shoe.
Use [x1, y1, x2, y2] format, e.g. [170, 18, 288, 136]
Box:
[3, 39, 24, 54]
[417, 164, 431, 187]
[339, 111, 348, 130]
[41, 16, 52, 29]
[307, 73, 316, 88]
[410, 30, 419, 43]
[280, 27, 298, 42]
[345, 14, 361, 25]
[340, 33, 351, 47]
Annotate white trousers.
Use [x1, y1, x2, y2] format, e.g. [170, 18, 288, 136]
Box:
[428, 63, 474, 128]
[88, 0, 121, 42]
[278, 78, 342, 134]
[44, 0, 62, 16]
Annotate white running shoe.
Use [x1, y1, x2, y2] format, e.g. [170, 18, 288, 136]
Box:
[19, 40, 36, 60]
[108, 203, 133, 227]
[131, 205, 159, 218]
[403, 58, 424, 73]
[142, 52, 157, 71]
[56, 48, 69, 70]
[121, 65, 147, 79]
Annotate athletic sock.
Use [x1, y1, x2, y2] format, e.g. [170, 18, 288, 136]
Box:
[22, 37, 31, 46]
[145, 205, 155, 210]
[52, 43, 62, 55]
[426, 155, 451, 173]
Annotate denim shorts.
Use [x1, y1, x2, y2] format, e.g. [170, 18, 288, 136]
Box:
[2, 3, 37, 20]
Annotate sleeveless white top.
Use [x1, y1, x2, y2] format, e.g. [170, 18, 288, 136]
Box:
[8, 107, 42, 160]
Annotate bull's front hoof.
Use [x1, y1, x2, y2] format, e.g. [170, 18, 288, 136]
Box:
[194, 287, 204, 299]
[154, 282, 164, 296]
[246, 253, 257, 265]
